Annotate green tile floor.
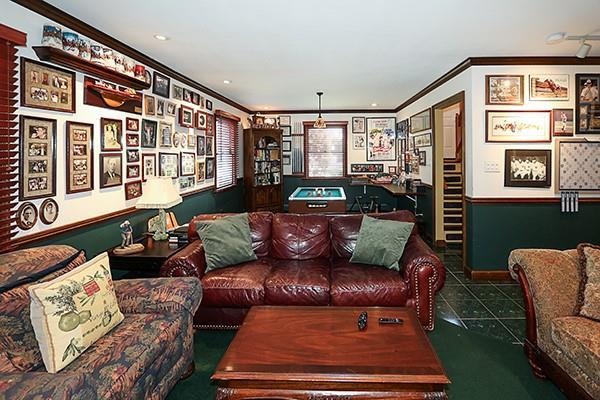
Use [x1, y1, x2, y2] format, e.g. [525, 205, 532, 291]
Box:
[167, 247, 565, 399]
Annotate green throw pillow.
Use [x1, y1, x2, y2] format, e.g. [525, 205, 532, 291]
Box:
[196, 213, 257, 272]
[349, 215, 414, 271]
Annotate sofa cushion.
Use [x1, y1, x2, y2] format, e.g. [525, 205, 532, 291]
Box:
[265, 258, 330, 305]
[271, 214, 330, 260]
[330, 259, 409, 306]
[330, 211, 418, 259]
[201, 258, 273, 307]
[188, 212, 273, 257]
[551, 316, 600, 384]
[63, 312, 183, 399]
[576, 243, 600, 321]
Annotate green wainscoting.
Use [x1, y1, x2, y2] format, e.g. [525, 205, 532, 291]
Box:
[466, 200, 600, 271]
[416, 185, 434, 240]
[25, 181, 245, 258]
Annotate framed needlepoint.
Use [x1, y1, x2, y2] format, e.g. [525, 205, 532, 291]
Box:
[21, 57, 76, 113]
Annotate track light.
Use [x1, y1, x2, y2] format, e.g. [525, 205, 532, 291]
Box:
[576, 41, 592, 59]
[546, 31, 599, 58]
[545, 32, 566, 44]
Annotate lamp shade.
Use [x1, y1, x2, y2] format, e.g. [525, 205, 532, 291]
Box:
[135, 177, 182, 209]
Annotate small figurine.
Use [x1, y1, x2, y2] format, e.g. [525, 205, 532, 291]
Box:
[119, 220, 133, 248]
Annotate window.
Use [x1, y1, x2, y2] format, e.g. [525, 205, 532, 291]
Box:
[215, 111, 239, 190]
[304, 122, 347, 178]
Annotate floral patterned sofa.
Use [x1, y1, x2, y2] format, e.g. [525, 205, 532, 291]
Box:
[0, 245, 202, 400]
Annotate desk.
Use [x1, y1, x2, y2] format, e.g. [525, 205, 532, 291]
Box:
[108, 236, 186, 276]
[349, 180, 421, 215]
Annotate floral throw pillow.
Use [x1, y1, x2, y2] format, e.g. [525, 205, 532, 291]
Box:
[576, 243, 600, 321]
[28, 252, 123, 373]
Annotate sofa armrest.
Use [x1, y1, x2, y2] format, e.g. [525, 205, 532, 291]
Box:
[508, 249, 579, 354]
[400, 235, 446, 331]
[114, 277, 202, 316]
[160, 240, 207, 280]
[0, 371, 96, 400]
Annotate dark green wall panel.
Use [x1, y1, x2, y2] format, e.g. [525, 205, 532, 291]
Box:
[28, 182, 245, 258]
[416, 186, 433, 240]
[466, 201, 600, 271]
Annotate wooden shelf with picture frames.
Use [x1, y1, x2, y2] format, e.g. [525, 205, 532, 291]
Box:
[243, 127, 283, 212]
[33, 46, 151, 90]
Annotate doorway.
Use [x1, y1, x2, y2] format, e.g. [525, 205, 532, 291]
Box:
[432, 92, 465, 254]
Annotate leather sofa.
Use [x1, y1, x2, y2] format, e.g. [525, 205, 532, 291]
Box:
[161, 211, 445, 331]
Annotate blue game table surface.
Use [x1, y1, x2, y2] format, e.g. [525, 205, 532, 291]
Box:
[289, 187, 347, 201]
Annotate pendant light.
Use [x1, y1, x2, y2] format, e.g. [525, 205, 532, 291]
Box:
[314, 91, 326, 129]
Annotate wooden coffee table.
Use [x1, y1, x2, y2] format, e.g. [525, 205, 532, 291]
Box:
[212, 306, 450, 399]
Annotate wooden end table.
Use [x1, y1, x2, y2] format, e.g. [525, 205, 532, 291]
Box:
[212, 306, 450, 399]
[108, 236, 186, 277]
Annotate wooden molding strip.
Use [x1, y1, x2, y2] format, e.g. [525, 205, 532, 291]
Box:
[260, 109, 397, 115]
[0, 23, 27, 45]
[465, 196, 600, 204]
[463, 264, 513, 282]
[10, 0, 252, 114]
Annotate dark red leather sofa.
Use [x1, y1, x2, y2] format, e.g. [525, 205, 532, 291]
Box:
[160, 211, 445, 331]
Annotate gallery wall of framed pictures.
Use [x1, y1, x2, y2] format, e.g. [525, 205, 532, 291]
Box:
[11, 11, 249, 237]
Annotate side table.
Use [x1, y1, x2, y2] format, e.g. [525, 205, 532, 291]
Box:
[108, 236, 187, 278]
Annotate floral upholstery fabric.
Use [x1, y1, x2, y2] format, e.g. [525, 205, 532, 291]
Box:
[577, 244, 600, 321]
[508, 248, 580, 353]
[551, 316, 600, 394]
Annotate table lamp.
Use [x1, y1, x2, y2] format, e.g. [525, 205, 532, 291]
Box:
[135, 177, 182, 241]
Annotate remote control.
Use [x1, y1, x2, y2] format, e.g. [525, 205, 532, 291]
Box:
[378, 317, 403, 325]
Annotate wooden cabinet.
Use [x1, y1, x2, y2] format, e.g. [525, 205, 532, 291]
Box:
[243, 128, 283, 212]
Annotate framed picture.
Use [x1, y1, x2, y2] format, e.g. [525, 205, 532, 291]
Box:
[126, 117, 139, 131]
[183, 88, 192, 103]
[197, 135, 206, 156]
[126, 164, 140, 178]
[125, 180, 143, 200]
[485, 75, 524, 105]
[172, 84, 183, 100]
[551, 109, 574, 137]
[179, 105, 194, 128]
[558, 140, 600, 191]
[192, 92, 200, 105]
[282, 140, 291, 151]
[388, 166, 397, 174]
[529, 74, 569, 101]
[159, 121, 173, 147]
[142, 153, 156, 181]
[352, 134, 365, 150]
[352, 117, 365, 133]
[65, 121, 93, 194]
[410, 109, 431, 133]
[576, 74, 600, 134]
[165, 101, 177, 117]
[126, 149, 140, 163]
[141, 119, 157, 148]
[156, 98, 165, 118]
[199, 96, 205, 108]
[196, 110, 208, 129]
[281, 126, 291, 137]
[126, 133, 139, 147]
[485, 110, 551, 142]
[205, 157, 215, 179]
[206, 136, 214, 157]
[504, 149, 551, 188]
[279, 115, 291, 126]
[144, 94, 155, 115]
[152, 71, 170, 98]
[419, 151, 427, 166]
[396, 119, 409, 139]
[99, 153, 122, 188]
[206, 99, 213, 111]
[39, 198, 58, 225]
[16, 202, 37, 230]
[180, 152, 196, 176]
[350, 163, 383, 174]
[196, 160, 205, 182]
[179, 176, 195, 191]
[159, 152, 179, 177]
[19, 115, 57, 200]
[413, 132, 432, 148]
[206, 114, 214, 136]
[366, 117, 396, 161]
[20, 57, 76, 113]
[100, 118, 123, 151]
[282, 154, 291, 166]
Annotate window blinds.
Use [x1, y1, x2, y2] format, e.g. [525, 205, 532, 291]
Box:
[215, 114, 238, 190]
[306, 127, 345, 178]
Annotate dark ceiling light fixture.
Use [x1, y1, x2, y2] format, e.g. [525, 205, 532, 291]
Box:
[314, 91, 326, 129]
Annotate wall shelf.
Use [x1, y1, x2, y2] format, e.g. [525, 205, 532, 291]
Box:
[33, 46, 151, 90]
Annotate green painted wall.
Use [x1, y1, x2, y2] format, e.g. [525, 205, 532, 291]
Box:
[466, 201, 600, 270]
[28, 181, 245, 258]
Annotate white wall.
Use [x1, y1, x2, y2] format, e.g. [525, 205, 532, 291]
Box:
[396, 69, 472, 186]
[4, 2, 249, 239]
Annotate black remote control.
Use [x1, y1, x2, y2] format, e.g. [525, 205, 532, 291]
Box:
[378, 317, 403, 325]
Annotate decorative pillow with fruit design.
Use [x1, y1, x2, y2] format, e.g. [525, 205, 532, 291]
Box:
[28, 252, 124, 373]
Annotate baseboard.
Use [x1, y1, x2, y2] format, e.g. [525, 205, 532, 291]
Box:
[463, 264, 513, 282]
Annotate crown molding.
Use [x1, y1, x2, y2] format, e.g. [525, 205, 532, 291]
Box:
[258, 109, 396, 115]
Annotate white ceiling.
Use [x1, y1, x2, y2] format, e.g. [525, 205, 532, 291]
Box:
[47, 0, 600, 110]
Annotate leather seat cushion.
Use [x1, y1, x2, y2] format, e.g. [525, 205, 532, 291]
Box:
[265, 258, 330, 305]
[270, 214, 330, 260]
[551, 316, 600, 383]
[201, 258, 273, 307]
[330, 259, 409, 306]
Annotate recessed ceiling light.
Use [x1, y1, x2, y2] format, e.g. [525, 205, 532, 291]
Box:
[264, 106, 270, 110]
[545, 32, 566, 44]
[154, 34, 169, 41]
[223, 80, 231, 84]
[371, 103, 378, 107]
